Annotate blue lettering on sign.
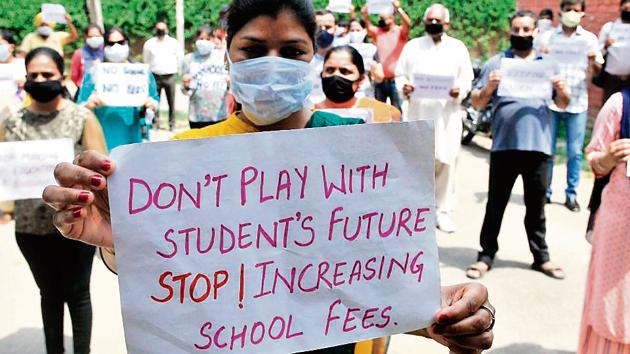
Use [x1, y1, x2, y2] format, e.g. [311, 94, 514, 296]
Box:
[127, 85, 146, 95]
[124, 67, 147, 75]
[102, 84, 118, 93]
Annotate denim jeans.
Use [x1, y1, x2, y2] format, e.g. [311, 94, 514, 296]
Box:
[547, 110, 587, 199]
[374, 79, 402, 112]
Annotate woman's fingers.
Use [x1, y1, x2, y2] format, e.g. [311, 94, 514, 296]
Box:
[73, 150, 115, 176]
[438, 308, 494, 337]
[54, 162, 107, 191]
[42, 185, 93, 211]
[437, 283, 488, 325]
[446, 331, 494, 352]
[52, 206, 85, 240]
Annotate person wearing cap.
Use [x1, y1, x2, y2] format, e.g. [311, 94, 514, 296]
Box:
[19, 12, 78, 56]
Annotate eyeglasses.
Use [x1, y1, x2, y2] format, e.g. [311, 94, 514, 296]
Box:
[106, 40, 126, 46]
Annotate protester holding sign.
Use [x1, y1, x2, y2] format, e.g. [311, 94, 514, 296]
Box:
[19, 12, 78, 56]
[469, 11, 570, 280]
[182, 25, 230, 129]
[315, 45, 400, 123]
[596, 0, 630, 102]
[538, 0, 604, 212]
[78, 27, 159, 151]
[396, 4, 474, 234]
[578, 89, 630, 354]
[43, 1, 495, 353]
[361, 0, 411, 111]
[0, 47, 106, 354]
[348, 19, 385, 99]
[0, 31, 26, 117]
[70, 24, 105, 91]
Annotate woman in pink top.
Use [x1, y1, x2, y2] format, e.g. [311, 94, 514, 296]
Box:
[579, 91, 630, 353]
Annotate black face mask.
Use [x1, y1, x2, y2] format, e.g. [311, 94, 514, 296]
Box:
[156, 29, 166, 37]
[322, 75, 356, 103]
[24, 79, 64, 103]
[378, 18, 388, 29]
[510, 34, 534, 51]
[425, 23, 444, 35]
[622, 9, 630, 22]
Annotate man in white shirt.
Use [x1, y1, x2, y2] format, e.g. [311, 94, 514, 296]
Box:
[537, 0, 604, 212]
[395, 3, 474, 233]
[143, 20, 182, 131]
[597, 0, 630, 103]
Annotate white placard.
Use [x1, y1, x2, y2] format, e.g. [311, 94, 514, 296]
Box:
[0, 64, 17, 95]
[108, 121, 441, 354]
[605, 44, 630, 76]
[609, 23, 630, 45]
[546, 39, 589, 68]
[350, 43, 377, 71]
[0, 139, 73, 201]
[498, 58, 555, 100]
[367, 0, 393, 14]
[328, 0, 352, 13]
[41, 3, 66, 23]
[411, 73, 455, 100]
[94, 63, 150, 107]
[317, 108, 374, 123]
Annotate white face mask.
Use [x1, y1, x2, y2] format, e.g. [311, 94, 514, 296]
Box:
[349, 30, 367, 44]
[335, 26, 346, 37]
[86, 36, 104, 49]
[195, 39, 214, 56]
[537, 19, 553, 32]
[104, 43, 129, 63]
[0, 44, 11, 62]
[229, 56, 313, 126]
[37, 26, 53, 37]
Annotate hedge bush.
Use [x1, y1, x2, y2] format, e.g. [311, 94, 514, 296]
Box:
[2, 0, 515, 59]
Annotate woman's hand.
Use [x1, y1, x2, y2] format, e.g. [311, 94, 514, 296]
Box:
[42, 150, 115, 248]
[84, 94, 103, 110]
[607, 138, 630, 164]
[426, 283, 495, 353]
[144, 98, 158, 111]
[182, 74, 192, 89]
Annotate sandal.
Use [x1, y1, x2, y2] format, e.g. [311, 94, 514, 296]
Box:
[531, 262, 565, 280]
[466, 262, 491, 279]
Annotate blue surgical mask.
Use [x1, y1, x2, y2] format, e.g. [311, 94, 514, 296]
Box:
[195, 39, 213, 56]
[0, 44, 11, 62]
[229, 56, 313, 126]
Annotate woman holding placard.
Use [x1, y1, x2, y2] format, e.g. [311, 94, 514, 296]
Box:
[315, 45, 400, 123]
[78, 27, 159, 151]
[0, 47, 106, 354]
[43, 1, 495, 353]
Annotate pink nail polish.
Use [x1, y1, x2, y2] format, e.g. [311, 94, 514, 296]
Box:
[78, 192, 89, 203]
[90, 175, 102, 187]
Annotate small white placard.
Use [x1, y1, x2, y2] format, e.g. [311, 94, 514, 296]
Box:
[367, 0, 394, 14]
[328, 0, 352, 13]
[546, 39, 589, 68]
[609, 23, 630, 45]
[0, 64, 17, 95]
[108, 121, 441, 354]
[41, 3, 66, 23]
[605, 44, 630, 76]
[498, 58, 555, 100]
[94, 63, 150, 107]
[0, 139, 74, 201]
[411, 73, 455, 100]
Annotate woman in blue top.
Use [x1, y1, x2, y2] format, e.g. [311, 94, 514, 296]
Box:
[78, 27, 159, 151]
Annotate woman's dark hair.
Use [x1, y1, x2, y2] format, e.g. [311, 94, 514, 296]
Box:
[227, 0, 317, 49]
[323, 45, 365, 78]
[0, 30, 16, 46]
[104, 27, 129, 45]
[539, 8, 554, 20]
[622, 0, 630, 6]
[24, 47, 71, 98]
[196, 24, 215, 38]
[350, 18, 367, 29]
[25, 47, 64, 74]
[84, 23, 103, 36]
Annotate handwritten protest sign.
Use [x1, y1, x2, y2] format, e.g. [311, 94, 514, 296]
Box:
[328, 0, 352, 13]
[41, 3, 66, 23]
[498, 58, 555, 100]
[546, 39, 589, 69]
[411, 73, 455, 100]
[609, 23, 630, 44]
[0, 139, 73, 201]
[0, 64, 17, 95]
[94, 63, 149, 107]
[350, 43, 377, 71]
[317, 108, 374, 123]
[109, 121, 441, 354]
[605, 44, 630, 76]
[367, 0, 393, 14]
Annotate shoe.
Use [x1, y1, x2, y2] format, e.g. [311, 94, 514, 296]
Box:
[564, 197, 581, 212]
[466, 261, 491, 279]
[437, 213, 457, 233]
[531, 262, 565, 280]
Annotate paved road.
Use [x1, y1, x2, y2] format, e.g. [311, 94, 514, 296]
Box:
[0, 135, 592, 354]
